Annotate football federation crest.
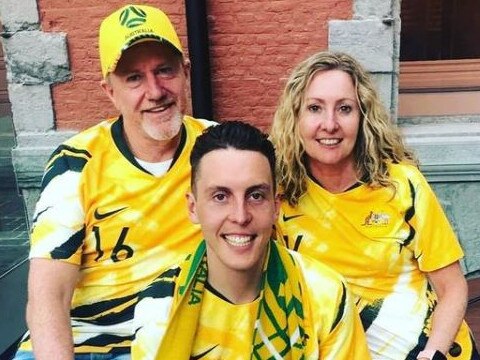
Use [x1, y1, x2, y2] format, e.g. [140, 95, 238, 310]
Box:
[362, 211, 390, 226]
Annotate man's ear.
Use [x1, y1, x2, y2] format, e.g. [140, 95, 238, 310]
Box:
[100, 78, 117, 109]
[182, 58, 191, 79]
[186, 192, 200, 224]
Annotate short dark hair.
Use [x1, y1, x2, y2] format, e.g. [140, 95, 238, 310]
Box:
[190, 120, 276, 192]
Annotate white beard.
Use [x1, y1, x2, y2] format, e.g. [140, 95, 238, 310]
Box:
[143, 109, 183, 141]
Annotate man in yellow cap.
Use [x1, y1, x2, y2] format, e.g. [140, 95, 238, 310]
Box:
[13, 4, 215, 359]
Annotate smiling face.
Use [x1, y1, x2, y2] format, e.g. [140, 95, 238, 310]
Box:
[298, 69, 361, 177]
[187, 148, 279, 279]
[101, 41, 190, 149]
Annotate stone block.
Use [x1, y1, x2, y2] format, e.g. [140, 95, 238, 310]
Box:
[431, 182, 480, 275]
[0, 115, 14, 133]
[18, 187, 40, 225]
[11, 131, 74, 188]
[0, 0, 39, 33]
[399, 114, 480, 126]
[370, 73, 393, 114]
[8, 83, 54, 132]
[353, 0, 393, 20]
[3, 31, 70, 85]
[15, 131, 74, 148]
[11, 145, 50, 186]
[12, 131, 74, 223]
[402, 123, 480, 170]
[329, 19, 394, 73]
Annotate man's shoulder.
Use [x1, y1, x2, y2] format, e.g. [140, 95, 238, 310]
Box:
[388, 162, 424, 183]
[387, 162, 432, 198]
[62, 117, 117, 150]
[42, 118, 119, 177]
[183, 116, 217, 134]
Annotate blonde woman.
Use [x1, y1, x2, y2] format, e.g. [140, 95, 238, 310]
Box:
[271, 51, 479, 360]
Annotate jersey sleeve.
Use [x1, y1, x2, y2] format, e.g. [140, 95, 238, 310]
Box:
[319, 283, 371, 360]
[29, 145, 87, 265]
[408, 170, 464, 272]
[298, 255, 371, 360]
[132, 268, 178, 359]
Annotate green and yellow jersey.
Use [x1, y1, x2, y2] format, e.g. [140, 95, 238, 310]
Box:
[276, 162, 478, 359]
[132, 245, 371, 359]
[19, 116, 215, 353]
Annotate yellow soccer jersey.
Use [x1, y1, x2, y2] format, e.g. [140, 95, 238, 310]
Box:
[276, 162, 478, 359]
[191, 288, 261, 359]
[132, 249, 371, 359]
[20, 116, 215, 353]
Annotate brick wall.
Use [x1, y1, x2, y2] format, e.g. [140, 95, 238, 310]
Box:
[38, 0, 351, 130]
[208, 0, 351, 129]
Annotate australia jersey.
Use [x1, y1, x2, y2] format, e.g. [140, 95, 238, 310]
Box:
[132, 250, 371, 359]
[20, 116, 215, 353]
[276, 162, 478, 359]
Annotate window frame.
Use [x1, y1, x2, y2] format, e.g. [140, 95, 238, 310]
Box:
[399, 59, 480, 93]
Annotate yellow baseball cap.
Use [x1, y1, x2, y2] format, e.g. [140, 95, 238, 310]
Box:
[99, 4, 183, 78]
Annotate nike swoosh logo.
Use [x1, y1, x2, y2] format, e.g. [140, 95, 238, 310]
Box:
[190, 345, 218, 360]
[282, 214, 303, 222]
[94, 207, 127, 220]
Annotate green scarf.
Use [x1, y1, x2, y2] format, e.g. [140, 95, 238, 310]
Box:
[155, 240, 309, 359]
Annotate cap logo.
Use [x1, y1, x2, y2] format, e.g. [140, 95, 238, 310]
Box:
[119, 6, 147, 28]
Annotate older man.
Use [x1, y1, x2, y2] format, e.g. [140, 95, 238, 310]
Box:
[14, 4, 214, 359]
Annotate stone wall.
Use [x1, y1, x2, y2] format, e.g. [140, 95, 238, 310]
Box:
[328, 0, 400, 118]
[0, 0, 74, 221]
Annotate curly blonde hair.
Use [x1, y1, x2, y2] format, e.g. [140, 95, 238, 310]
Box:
[270, 51, 418, 206]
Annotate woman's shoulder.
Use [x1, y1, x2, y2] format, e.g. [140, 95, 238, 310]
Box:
[388, 161, 426, 183]
[184, 116, 217, 133]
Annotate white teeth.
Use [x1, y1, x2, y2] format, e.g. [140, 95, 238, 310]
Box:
[224, 235, 252, 247]
[318, 138, 340, 145]
[148, 104, 171, 112]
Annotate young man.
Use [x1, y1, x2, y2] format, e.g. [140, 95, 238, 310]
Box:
[132, 121, 371, 359]
[14, 4, 215, 359]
